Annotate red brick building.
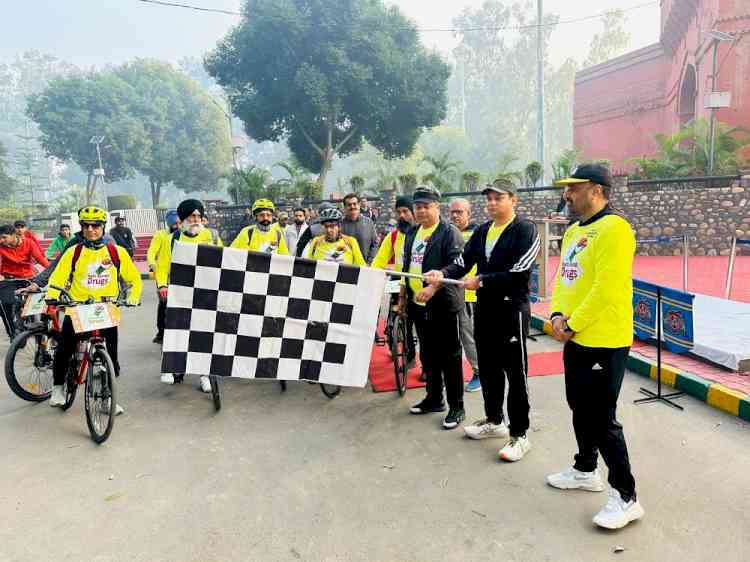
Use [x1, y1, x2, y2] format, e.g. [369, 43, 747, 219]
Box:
[573, 0, 750, 171]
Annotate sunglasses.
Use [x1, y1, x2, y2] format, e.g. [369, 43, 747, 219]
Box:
[80, 222, 103, 230]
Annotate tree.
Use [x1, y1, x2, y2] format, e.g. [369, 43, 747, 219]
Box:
[0, 142, 17, 203]
[583, 10, 631, 68]
[629, 119, 750, 179]
[551, 148, 581, 182]
[398, 173, 418, 195]
[26, 71, 149, 204]
[349, 176, 365, 192]
[524, 161, 543, 187]
[206, 0, 450, 187]
[114, 60, 232, 207]
[226, 165, 271, 205]
[422, 151, 462, 192]
[461, 171, 481, 192]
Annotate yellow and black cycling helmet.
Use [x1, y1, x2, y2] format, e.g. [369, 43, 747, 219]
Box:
[78, 206, 107, 224]
[251, 198, 275, 215]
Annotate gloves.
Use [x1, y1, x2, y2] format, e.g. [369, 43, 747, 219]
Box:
[158, 286, 168, 301]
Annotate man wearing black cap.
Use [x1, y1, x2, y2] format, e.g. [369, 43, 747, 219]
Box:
[156, 199, 218, 392]
[426, 178, 539, 461]
[545, 164, 644, 530]
[400, 185, 466, 429]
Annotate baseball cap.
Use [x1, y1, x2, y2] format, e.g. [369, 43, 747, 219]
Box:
[482, 177, 517, 196]
[555, 163, 613, 188]
[412, 185, 441, 204]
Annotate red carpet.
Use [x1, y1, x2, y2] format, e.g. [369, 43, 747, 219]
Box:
[369, 340, 565, 393]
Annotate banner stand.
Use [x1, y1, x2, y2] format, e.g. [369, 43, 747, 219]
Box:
[634, 286, 686, 410]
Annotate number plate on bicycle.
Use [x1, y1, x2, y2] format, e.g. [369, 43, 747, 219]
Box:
[68, 303, 121, 333]
[21, 292, 47, 317]
[386, 279, 402, 294]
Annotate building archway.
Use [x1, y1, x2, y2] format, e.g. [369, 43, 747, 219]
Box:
[678, 64, 697, 125]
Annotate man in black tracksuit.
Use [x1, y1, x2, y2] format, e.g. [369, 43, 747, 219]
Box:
[401, 185, 466, 430]
[427, 179, 540, 461]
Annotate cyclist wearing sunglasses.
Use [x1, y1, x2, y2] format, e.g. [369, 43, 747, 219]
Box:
[45, 206, 142, 412]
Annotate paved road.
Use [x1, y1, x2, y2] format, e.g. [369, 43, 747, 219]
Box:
[1, 284, 748, 562]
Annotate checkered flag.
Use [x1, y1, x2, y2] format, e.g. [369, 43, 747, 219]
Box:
[160, 242, 386, 387]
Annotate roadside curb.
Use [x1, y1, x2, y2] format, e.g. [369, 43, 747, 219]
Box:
[530, 314, 750, 422]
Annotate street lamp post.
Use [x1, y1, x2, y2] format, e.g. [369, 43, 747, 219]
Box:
[703, 30, 734, 174]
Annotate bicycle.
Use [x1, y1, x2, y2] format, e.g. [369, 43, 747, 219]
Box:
[43, 285, 131, 444]
[4, 290, 57, 402]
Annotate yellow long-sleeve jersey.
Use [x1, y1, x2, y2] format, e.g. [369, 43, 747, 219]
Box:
[147, 229, 170, 268]
[155, 228, 216, 287]
[551, 211, 635, 348]
[230, 226, 289, 255]
[371, 229, 406, 271]
[46, 243, 142, 305]
[303, 235, 366, 266]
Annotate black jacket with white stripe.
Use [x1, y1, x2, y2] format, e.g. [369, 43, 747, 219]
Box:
[442, 216, 540, 310]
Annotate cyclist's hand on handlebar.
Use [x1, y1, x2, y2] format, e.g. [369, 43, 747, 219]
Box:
[16, 282, 39, 295]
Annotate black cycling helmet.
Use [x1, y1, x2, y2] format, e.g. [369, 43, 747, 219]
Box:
[319, 207, 343, 223]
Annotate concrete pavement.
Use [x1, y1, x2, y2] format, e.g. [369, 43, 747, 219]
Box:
[1, 283, 748, 562]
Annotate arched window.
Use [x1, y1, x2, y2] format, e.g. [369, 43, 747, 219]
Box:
[678, 64, 697, 124]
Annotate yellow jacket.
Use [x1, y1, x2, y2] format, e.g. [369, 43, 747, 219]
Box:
[303, 235, 366, 266]
[551, 211, 635, 348]
[155, 228, 216, 287]
[147, 229, 170, 268]
[46, 243, 142, 305]
[230, 226, 289, 255]
[372, 229, 406, 271]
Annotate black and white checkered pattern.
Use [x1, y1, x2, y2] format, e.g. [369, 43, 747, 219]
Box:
[160, 242, 385, 387]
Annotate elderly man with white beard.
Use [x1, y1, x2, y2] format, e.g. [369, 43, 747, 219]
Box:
[156, 199, 219, 392]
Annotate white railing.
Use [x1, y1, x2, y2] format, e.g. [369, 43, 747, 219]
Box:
[61, 209, 160, 235]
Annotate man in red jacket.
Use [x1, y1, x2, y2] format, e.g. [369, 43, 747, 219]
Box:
[14, 220, 44, 255]
[0, 224, 49, 338]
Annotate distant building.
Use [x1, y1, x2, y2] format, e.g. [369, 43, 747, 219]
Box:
[573, 0, 750, 170]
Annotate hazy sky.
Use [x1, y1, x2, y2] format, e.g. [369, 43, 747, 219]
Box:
[2, 0, 661, 68]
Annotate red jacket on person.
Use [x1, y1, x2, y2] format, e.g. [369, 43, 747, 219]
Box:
[0, 236, 49, 279]
[23, 230, 44, 255]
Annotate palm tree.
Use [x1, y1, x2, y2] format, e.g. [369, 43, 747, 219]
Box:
[422, 151, 462, 192]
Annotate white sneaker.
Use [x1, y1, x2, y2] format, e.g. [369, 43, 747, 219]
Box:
[101, 402, 125, 416]
[464, 418, 510, 440]
[200, 376, 212, 393]
[547, 467, 605, 492]
[49, 385, 66, 407]
[498, 435, 531, 462]
[160, 373, 175, 384]
[593, 488, 645, 530]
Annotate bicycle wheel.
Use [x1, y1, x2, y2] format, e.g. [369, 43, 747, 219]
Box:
[4, 327, 57, 402]
[84, 345, 116, 444]
[391, 315, 409, 396]
[209, 375, 221, 412]
[320, 383, 341, 399]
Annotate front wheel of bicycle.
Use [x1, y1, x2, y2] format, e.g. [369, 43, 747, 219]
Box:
[84, 345, 117, 444]
[210, 375, 221, 412]
[4, 327, 57, 402]
[320, 383, 341, 399]
[391, 315, 409, 396]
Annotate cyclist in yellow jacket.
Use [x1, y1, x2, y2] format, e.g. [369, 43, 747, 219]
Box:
[546, 164, 644, 530]
[301, 207, 366, 266]
[156, 199, 218, 392]
[46, 206, 142, 413]
[147, 209, 179, 344]
[230, 199, 289, 255]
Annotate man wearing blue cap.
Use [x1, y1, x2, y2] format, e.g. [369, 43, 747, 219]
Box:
[148, 210, 180, 344]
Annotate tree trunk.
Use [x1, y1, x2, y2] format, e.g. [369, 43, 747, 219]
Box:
[150, 179, 161, 208]
[316, 147, 333, 189]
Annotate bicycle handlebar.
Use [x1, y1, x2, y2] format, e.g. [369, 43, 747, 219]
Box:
[46, 285, 135, 308]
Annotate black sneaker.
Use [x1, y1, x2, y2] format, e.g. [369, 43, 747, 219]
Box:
[152, 332, 164, 344]
[443, 407, 466, 430]
[409, 398, 446, 415]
